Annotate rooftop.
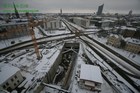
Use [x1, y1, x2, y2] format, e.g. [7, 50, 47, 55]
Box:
[125, 37, 140, 45]
[0, 64, 20, 84]
[121, 26, 136, 31]
[80, 64, 103, 84]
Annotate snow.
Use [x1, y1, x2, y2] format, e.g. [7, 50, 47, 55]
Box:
[0, 27, 44, 49]
[89, 34, 140, 65]
[85, 28, 99, 32]
[46, 30, 70, 36]
[83, 42, 139, 93]
[110, 34, 119, 38]
[121, 26, 136, 31]
[34, 27, 45, 38]
[68, 43, 115, 93]
[1, 17, 140, 93]
[80, 64, 103, 84]
[0, 36, 31, 49]
[35, 48, 61, 72]
[100, 20, 114, 23]
[0, 63, 20, 84]
[125, 37, 140, 44]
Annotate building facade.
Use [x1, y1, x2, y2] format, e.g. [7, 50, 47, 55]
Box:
[107, 34, 122, 48]
[73, 17, 90, 28]
[0, 64, 24, 92]
[124, 38, 140, 54]
[0, 22, 29, 39]
[125, 43, 140, 54]
[43, 18, 62, 30]
[78, 64, 103, 91]
[121, 27, 136, 38]
[97, 4, 104, 16]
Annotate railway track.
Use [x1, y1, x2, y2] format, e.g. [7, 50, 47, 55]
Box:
[61, 18, 140, 93]
[0, 33, 75, 54]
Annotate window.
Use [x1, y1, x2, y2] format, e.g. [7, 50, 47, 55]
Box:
[6, 82, 9, 86]
[11, 78, 14, 82]
[3, 85, 6, 89]
[14, 83, 17, 86]
[7, 87, 12, 92]
[15, 75, 17, 79]
[17, 80, 20, 83]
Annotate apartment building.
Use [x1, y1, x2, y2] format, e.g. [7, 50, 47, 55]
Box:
[107, 34, 122, 48]
[124, 38, 140, 54]
[0, 22, 29, 39]
[73, 17, 90, 28]
[0, 64, 24, 92]
[78, 64, 103, 91]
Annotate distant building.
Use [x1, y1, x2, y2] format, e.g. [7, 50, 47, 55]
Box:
[99, 20, 115, 28]
[124, 38, 140, 54]
[95, 20, 115, 28]
[121, 26, 136, 38]
[78, 64, 103, 91]
[73, 17, 90, 28]
[134, 28, 140, 39]
[97, 4, 104, 16]
[0, 22, 29, 39]
[107, 34, 140, 54]
[43, 18, 62, 30]
[107, 34, 122, 48]
[131, 21, 140, 27]
[0, 64, 24, 92]
[89, 17, 102, 27]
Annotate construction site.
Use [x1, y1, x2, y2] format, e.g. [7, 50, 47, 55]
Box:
[0, 1, 140, 93]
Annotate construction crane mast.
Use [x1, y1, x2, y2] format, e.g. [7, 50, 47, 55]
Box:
[26, 13, 41, 60]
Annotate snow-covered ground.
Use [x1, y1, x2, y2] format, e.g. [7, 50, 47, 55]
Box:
[40, 43, 115, 93]
[46, 29, 70, 36]
[83, 42, 139, 93]
[1, 19, 140, 93]
[0, 41, 64, 93]
[70, 43, 115, 93]
[0, 27, 69, 49]
[0, 35, 31, 49]
[0, 27, 43, 49]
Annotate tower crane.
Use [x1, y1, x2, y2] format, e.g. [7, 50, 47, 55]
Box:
[26, 13, 43, 60]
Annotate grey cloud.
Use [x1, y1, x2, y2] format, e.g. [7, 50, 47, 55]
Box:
[0, 0, 140, 13]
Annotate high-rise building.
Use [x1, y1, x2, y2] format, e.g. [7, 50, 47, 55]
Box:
[97, 4, 104, 16]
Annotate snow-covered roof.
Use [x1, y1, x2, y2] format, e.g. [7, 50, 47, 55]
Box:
[0, 64, 20, 84]
[0, 22, 28, 27]
[121, 26, 136, 31]
[80, 64, 103, 84]
[110, 34, 119, 38]
[73, 17, 89, 21]
[101, 20, 114, 23]
[125, 38, 140, 45]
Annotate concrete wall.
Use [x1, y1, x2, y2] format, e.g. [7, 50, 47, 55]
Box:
[34, 42, 79, 93]
[34, 45, 65, 93]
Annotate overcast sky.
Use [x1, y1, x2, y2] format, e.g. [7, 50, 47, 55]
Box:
[0, 0, 140, 14]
